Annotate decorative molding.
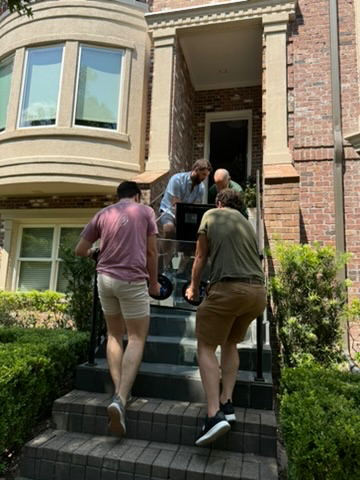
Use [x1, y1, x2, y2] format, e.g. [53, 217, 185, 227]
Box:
[145, 0, 297, 32]
[345, 132, 360, 153]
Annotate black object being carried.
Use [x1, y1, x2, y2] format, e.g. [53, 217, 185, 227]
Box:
[182, 280, 207, 306]
[149, 274, 173, 301]
[175, 203, 214, 242]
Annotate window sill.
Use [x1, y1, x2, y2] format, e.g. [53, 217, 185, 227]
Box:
[0, 126, 130, 145]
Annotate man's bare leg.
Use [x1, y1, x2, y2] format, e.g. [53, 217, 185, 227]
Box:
[161, 222, 176, 272]
[220, 340, 239, 404]
[197, 339, 220, 417]
[104, 312, 126, 393]
[118, 315, 150, 406]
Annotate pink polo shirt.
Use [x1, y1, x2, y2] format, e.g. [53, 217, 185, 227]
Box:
[81, 200, 158, 281]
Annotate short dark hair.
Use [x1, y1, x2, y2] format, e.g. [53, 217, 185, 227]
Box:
[117, 181, 141, 200]
[216, 189, 245, 212]
[192, 158, 212, 172]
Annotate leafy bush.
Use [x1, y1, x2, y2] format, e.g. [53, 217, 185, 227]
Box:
[0, 327, 89, 472]
[345, 298, 360, 363]
[0, 290, 72, 329]
[60, 246, 96, 331]
[243, 176, 257, 208]
[280, 365, 360, 480]
[270, 241, 349, 367]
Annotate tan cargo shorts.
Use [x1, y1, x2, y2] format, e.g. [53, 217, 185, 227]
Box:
[196, 280, 266, 345]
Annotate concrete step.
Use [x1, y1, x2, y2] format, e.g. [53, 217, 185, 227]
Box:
[51, 391, 277, 458]
[95, 336, 272, 374]
[76, 360, 273, 410]
[20, 429, 278, 480]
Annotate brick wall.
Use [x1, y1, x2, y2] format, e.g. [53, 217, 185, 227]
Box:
[193, 86, 262, 175]
[170, 40, 195, 174]
[290, 0, 360, 298]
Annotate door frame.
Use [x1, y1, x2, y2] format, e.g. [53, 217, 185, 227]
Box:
[204, 110, 253, 196]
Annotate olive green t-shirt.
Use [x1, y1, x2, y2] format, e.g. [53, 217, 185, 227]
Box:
[198, 207, 264, 285]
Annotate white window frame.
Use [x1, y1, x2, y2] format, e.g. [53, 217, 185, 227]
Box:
[14, 224, 84, 291]
[0, 54, 14, 133]
[17, 44, 65, 129]
[73, 44, 125, 132]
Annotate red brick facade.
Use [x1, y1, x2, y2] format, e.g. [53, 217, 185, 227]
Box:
[170, 40, 195, 174]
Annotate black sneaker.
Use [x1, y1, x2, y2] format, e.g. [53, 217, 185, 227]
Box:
[107, 394, 126, 436]
[195, 410, 231, 446]
[220, 399, 236, 423]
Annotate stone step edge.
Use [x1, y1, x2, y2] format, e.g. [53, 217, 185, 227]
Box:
[53, 391, 277, 436]
[20, 429, 278, 480]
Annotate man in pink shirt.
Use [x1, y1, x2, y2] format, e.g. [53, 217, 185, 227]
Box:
[75, 181, 160, 436]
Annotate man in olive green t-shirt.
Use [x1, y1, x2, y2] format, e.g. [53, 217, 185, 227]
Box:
[186, 189, 266, 447]
[207, 168, 248, 219]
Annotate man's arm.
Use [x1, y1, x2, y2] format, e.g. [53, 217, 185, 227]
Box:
[146, 234, 161, 296]
[75, 237, 93, 257]
[186, 233, 209, 300]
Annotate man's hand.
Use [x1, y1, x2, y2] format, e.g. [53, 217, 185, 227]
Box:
[185, 284, 199, 302]
[148, 281, 162, 298]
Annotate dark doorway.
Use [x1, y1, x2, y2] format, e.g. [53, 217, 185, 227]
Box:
[209, 119, 248, 187]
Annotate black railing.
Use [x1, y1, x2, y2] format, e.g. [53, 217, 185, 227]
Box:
[255, 169, 264, 382]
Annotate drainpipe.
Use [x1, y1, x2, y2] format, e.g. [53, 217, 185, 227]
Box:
[328, 0, 349, 351]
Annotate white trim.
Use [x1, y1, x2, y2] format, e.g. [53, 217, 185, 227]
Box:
[204, 110, 253, 197]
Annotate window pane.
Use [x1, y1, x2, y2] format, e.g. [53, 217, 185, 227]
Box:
[58, 227, 83, 256]
[0, 57, 13, 132]
[18, 261, 51, 291]
[57, 227, 83, 292]
[75, 46, 122, 129]
[20, 46, 63, 127]
[20, 228, 54, 258]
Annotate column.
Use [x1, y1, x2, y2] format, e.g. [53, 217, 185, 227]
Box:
[263, 13, 292, 164]
[147, 29, 176, 171]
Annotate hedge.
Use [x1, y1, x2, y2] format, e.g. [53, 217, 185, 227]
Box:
[0, 327, 89, 472]
[280, 365, 360, 480]
[0, 290, 70, 329]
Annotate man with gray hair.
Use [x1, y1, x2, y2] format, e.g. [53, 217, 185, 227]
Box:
[159, 159, 212, 238]
[208, 168, 248, 219]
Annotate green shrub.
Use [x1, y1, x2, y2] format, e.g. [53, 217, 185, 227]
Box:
[0, 290, 71, 329]
[280, 365, 360, 480]
[269, 241, 349, 367]
[0, 327, 89, 472]
[60, 246, 96, 331]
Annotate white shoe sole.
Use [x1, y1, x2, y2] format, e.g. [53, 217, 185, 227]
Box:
[225, 413, 236, 423]
[196, 420, 231, 446]
[107, 403, 126, 436]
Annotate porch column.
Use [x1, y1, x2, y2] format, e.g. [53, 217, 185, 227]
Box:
[263, 13, 292, 164]
[0, 220, 13, 290]
[147, 29, 176, 171]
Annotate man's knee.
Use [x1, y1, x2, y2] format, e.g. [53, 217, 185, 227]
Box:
[163, 223, 175, 239]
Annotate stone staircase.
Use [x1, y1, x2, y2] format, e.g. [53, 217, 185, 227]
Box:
[19, 305, 278, 480]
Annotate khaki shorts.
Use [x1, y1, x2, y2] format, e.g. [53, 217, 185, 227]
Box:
[196, 281, 266, 345]
[97, 274, 150, 319]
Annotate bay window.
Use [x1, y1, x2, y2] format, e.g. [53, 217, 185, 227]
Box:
[74, 45, 123, 130]
[19, 45, 64, 127]
[0, 55, 13, 132]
